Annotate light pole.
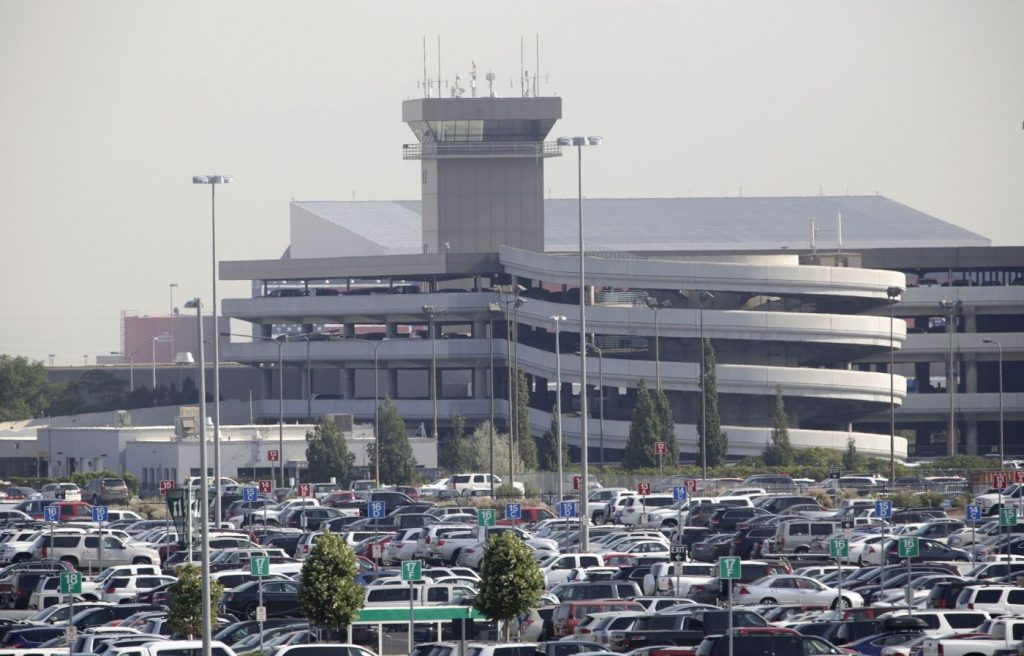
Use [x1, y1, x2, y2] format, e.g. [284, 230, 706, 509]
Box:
[341, 337, 389, 486]
[151, 334, 171, 391]
[422, 305, 446, 441]
[110, 351, 135, 391]
[984, 338, 1005, 466]
[588, 342, 606, 468]
[647, 298, 671, 390]
[184, 298, 212, 656]
[169, 283, 178, 365]
[488, 302, 501, 496]
[698, 291, 714, 481]
[557, 134, 602, 550]
[939, 300, 963, 457]
[193, 174, 231, 526]
[552, 315, 567, 502]
[887, 286, 903, 481]
[496, 285, 526, 487]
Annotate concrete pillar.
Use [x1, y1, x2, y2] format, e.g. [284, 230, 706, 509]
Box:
[343, 323, 355, 338]
[385, 320, 398, 338]
[965, 357, 978, 394]
[965, 417, 979, 456]
[964, 307, 977, 333]
[915, 362, 931, 393]
[473, 364, 489, 399]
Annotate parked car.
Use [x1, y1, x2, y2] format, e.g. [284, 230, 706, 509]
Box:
[82, 478, 131, 505]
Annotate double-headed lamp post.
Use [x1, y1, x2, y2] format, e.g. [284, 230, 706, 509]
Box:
[983, 338, 1005, 466]
[184, 298, 212, 656]
[193, 174, 231, 525]
[151, 334, 171, 390]
[698, 291, 714, 481]
[557, 134, 602, 551]
[939, 300, 963, 457]
[647, 298, 671, 390]
[422, 306, 447, 441]
[551, 315, 567, 502]
[886, 286, 903, 481]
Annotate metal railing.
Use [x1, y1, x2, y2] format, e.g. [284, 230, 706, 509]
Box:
[402, 141, 562, 159]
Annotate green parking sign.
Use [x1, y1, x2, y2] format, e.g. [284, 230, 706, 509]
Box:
[402, 560, 422, 582]
[250, 556, 270, 577]
[829, 537, 849, 559]
[897, 536, 919, 558]
[478, 508, 496, 527]
[1000, 507, 1018, 527]
[719, 556, 741, 580]
[60, 571, 82, 595]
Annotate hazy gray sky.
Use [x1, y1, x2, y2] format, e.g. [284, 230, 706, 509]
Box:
[1, 1, 1021, 365]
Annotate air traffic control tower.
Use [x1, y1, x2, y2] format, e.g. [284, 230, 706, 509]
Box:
[402, 97, 562, 256]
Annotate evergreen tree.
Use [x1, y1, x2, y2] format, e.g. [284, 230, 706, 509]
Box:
[474, 531, 545, 639]
[696, 339, 728, 468]
[167, 563, 224, 638]
[514, 367, 537, 470]
[441, 411, 475, 473]
[624, 381, 659, 469]
[298, 529, 365, 633]
[371, 399, 417, 484]
[763, 385, 795, 467]
[654, 388, 679, 465]
[537, 406, 569, 472]
[843, 436, 859, 471]
[305, 417, 356, 486]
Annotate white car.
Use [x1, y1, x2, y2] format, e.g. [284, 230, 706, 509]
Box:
[732, 574, 863, 609]
[383, 528, 424, 564]
[101, 574, 177, 603]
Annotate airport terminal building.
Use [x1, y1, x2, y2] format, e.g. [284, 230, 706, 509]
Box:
[215, 95, 1023, 465]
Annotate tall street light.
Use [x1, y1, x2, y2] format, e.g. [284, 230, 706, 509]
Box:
[111, 351, 135, 392]
[698, 291, 714, 480]
[588, 342, 606, 468]
[886, 286, 903, 481]
[222, 332, 288, 488]
[340, 337, 390, 486]
[983, 338, 1004, 466]
[557, 134, 602, 550]
[169, 283, 178, 366]
[551, 315, 567, 502]
[496, 285, 526, 486]
[487, 302, 502, 497]
[193, 174, 232, 526]
[184, 298, 212, 656]
[422, 305, 447, 441]
[939, 300, 963, 457]
[647, 298, 671, 390]
[151, 333, 171, 390]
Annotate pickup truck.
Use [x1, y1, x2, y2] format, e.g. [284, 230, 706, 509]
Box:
[921, 618, 1024, 656]
[619, 609, 766, 651]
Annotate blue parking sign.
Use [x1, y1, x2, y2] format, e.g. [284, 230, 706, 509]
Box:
[368, 501, 386, 519]
[44, 505, 59, 523]
[91, 506, 108, 523]
[875, 499, 893, 519]
[559, 501, 577, 518]
[672, 486, 689, 501]
[966, 504, 982, 522]
[242, 487, 259, 502]
[506, 503, 522, 520]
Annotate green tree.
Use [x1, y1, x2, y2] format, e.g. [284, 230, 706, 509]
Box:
[474, 531, 544, 639]
[305, 417, 356, 486]
[371, 399, 416, 484]
[0, 355, 53, 421]
[514, 367, 536, 470]
[696, 339, 728, 468]
[298, 529, 365, 633]
[843, 436, 859, 471]
[537, 406, 569, 472]
[654, 388, 679, 466]
[763, 386, 795, 467]
[167, 563, 224, 639]
[625, 381, 658, 469]
[441, 411, 475, 473]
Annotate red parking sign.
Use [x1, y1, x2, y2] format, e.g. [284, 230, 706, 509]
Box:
[1014, 471, 1024, 484]
[573, 475, 583, 491]
[994, 473, 1008, 490]
[258, 480, 273, 494]
[655, 442, 667, 455]
[267, 450, 280, 462]
[684, 479, 698, 494]
[297, 483, 312, 497]
[638, 482, 651, 496]
[159, 480, 174, 496]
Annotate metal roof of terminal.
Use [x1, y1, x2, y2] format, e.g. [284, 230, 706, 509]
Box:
[290, 196, 989, 256]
